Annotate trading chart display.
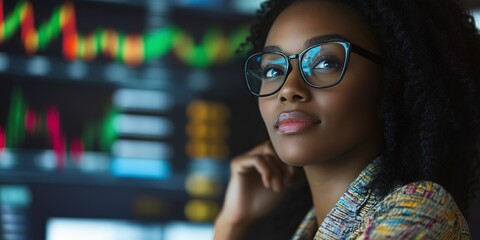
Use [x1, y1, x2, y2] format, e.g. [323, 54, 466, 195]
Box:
[0, 0, 265, 239]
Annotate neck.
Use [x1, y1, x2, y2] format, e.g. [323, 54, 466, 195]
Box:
[303, 138, 382, 226]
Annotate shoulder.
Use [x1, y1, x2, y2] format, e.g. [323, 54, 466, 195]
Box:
[358, 181, 471, 239]
[381, 181, 455, 209]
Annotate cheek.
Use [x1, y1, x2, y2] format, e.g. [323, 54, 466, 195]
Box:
[259, 99, 287, 160]
[322, 66, 382, 140]
[258, 99, 274, 129]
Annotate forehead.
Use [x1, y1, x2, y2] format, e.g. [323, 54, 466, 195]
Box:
[265, 1, 378, 54]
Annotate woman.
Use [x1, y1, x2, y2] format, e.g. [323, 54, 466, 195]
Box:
[215, 0, 480, 239]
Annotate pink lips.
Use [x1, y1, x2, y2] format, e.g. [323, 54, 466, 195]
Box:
[275, 111, 321, 134]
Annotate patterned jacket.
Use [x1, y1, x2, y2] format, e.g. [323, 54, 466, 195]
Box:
[292, 157, 471, 239]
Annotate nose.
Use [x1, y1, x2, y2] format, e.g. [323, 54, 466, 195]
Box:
[278, 64, 311, 103]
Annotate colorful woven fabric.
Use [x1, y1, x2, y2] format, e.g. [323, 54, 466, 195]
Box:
[291, 156, 471, 239]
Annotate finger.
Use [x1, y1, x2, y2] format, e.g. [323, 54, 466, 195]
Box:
[285, 166, 300, 185]
[261, 155, 285, 192]
[262, 143, 294, 188]
[246, 140, 271, 155]
[269, 155, 293, 189]
[261, 141, 277, 156]
[275, 163, 293, 186]
[261, 142, 294, 191]
[234, 156, 275, 189]
[232, 141, 285, 190]
[251, 156, 277, 189]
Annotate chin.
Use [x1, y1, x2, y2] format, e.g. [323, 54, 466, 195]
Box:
[271, 134, 341, 167]
[280, 158, 311, 167]
[273, 141, 324, 166]
[279, 152, 321, 166]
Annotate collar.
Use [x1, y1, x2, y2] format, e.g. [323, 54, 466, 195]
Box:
[292, 156, 384, 240]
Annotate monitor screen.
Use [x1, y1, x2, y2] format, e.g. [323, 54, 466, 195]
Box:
[0, 0, 263, 239]
[46, 218, 213, 240]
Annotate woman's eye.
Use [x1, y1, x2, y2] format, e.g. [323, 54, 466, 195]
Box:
[263, 67, 285, 78]
[314, 59, 342, 72]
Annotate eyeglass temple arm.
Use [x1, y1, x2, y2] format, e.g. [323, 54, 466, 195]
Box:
[350, 44, 384, 65]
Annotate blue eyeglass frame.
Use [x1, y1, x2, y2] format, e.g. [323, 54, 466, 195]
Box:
[244, 39, 384, 97]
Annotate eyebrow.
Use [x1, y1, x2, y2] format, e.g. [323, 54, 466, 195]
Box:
[262, 34, 348, 53]
[262, 45, 283, 52]
[305, 34, 347, 46]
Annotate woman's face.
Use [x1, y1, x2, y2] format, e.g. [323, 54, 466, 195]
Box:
[259, 0, 384, 166]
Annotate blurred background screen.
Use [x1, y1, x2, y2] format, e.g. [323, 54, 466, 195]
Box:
[0, 0, 479, 240]
[0, 0, 267, 239]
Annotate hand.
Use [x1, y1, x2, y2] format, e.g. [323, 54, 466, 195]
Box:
[214, 141, 300, 240]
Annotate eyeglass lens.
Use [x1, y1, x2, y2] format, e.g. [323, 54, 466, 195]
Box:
[246, 42, 347, 96]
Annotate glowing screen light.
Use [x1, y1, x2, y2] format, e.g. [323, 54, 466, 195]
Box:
[114, 114, 173, 137]
[473, 10, 480, 29]
[47, 218, 163, 240]
[232, 0, 266, 14]
[46, 219, 213, 240]
[0, 185, 31, 207]
[113, 89, 174, 112]
[111, 157, 171, 179]
[112, 140, 172, 160]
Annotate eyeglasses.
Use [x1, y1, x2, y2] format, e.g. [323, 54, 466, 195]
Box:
[244, 37, 383, 97]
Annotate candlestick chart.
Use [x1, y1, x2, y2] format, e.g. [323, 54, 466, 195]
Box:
[1, 86, 118, 168]
[0, 0, 249, 68]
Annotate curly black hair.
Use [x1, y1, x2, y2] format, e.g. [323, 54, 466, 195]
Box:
[241, 0, 480, 229]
